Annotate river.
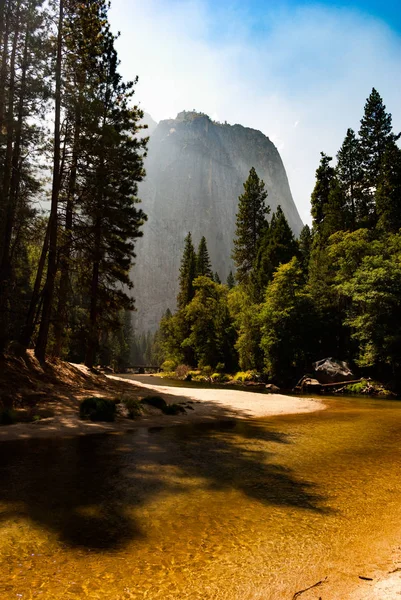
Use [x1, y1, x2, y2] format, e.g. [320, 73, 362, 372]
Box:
[1, 383, 401, 599]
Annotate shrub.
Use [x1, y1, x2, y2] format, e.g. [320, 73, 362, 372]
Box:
[163, 404, 186, 415]
[161, 359, 177, 373]
[79, 397, 116, 422]
[175, 364, 190, 378]
[233, 371, 257, 383]
[124, 398, 143, 419]
[141, 396, 186, 415]
[211, 373, 230, 383]
[0, 408, 17, 425]
[141, 395, 167, 411]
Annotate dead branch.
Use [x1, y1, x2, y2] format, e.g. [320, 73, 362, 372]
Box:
[292, 577, 328, 599]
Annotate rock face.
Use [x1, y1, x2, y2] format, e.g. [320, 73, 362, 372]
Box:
[132, 111, 303, 332]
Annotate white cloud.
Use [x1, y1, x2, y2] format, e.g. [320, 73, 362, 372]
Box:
[110, 0, 401, 225]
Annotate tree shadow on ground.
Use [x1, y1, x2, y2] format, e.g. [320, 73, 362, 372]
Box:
[0, 408, 330, 552]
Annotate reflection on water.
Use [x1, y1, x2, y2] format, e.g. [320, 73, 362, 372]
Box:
[1, 397, 401, 599]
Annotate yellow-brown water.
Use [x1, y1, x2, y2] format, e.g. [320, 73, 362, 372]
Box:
[1, 396, 401, 599]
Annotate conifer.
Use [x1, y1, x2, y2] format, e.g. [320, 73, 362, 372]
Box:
[177, 232, 197, 309]
[232, 167, 269, 284]
[196, 236, 213, 278]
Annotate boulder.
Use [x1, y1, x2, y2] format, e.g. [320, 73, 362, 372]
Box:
[313, 358, 354, 383]
[265, 384, 280, 393]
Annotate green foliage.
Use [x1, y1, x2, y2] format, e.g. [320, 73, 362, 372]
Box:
[196, 236, 213, 278]
[177, 233, 197, 309]
[79, 397, 116, 422]
[228, 285, 262, 371]
[336, 128, 363, 229]
[183, 277, 237, 370]
[311, 153, 335, 231]
[226, 271, 235, 289]
[162, 359, 178, 373]
[233, 371, 257, 382]
[298, 225, 312, 272]
[253, 205, 299, 296]
[260, 258, 317, 383]
[123, 398, 143, 419]
[376, 144, 401, 233]
[232, 167, 270, 284]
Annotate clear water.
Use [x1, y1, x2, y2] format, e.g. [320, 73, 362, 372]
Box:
[1, 396, 401, 599]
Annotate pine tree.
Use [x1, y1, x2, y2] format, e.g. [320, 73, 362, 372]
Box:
[0, 0, 49, 352]
[177, 232, 197, 309]
[359, 88, 399, 189]
[226, 270, 235, 289]
[196, 236, 213, 278]
[376, 144, 401, 233]
[358, 88, 399, 225]
[213, 272, 221, 284]
[336, 128, 362, 229]
[254, 205, 298, 295]
[298, 224, 312, 272]
[232, 167, 269, 284]
[310, 152, 335, 233]
[82, 23, 147, 368]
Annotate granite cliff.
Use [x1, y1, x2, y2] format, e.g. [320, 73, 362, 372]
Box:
[133, 111, 303, 332]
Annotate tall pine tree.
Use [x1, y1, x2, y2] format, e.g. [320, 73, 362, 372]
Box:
[196, 236, 213, 278]
[177, 232, 197, 309]
[336, 128, 362, 230]
[232, 167, 269, 284]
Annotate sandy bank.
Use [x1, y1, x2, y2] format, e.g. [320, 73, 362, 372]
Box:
[110, 374, 324, 419]
[0, 374, 323, 442]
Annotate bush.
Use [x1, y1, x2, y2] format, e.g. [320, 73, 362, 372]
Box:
[211, 373, 230, 383]
[163, 404, 186, 415]
[175, 364, 190, 378]
[161, 359, 177, 373]
[124, 398, 143, 419]
[141, 395, 167, 410]
[141, 395, 186, 415]
[233, 370, 257, 383]
[0, 408, 17, 425]
[79, 397, 116, 422]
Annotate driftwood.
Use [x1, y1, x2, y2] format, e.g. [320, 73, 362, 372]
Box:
[319, 378, 367, 388]
[358, 575, 373, 581]
[292, 577, 328, 599]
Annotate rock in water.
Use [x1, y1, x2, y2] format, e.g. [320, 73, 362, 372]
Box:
[133, 111, 303, 332]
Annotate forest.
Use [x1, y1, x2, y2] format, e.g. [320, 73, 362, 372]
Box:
[0, 0, 147, 369]
[152, 88, 401, 388]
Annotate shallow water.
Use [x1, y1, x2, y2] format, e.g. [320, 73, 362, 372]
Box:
[1, 396, 401, 599]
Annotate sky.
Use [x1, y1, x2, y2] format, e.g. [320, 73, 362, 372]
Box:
[109, 0, 401, 225]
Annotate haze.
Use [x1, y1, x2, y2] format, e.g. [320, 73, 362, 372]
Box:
[109, 0, 401, 225]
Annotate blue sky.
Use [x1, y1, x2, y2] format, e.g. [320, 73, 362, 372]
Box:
[109, 0, 401, 224]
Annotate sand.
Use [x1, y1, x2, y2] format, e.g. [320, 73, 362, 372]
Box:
[0, 374, 323, 442]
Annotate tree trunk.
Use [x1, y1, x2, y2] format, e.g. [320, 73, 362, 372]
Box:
[35, 0, 64, 362]
[53, 107, 81, 357]
[84, 217, 101, 369]
[0, 0, 21, 353]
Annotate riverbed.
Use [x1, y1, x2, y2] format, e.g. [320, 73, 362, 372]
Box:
[1, 390, 401, 599]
